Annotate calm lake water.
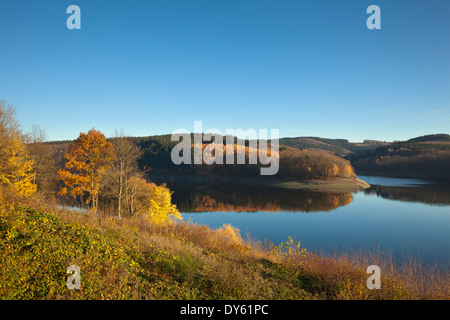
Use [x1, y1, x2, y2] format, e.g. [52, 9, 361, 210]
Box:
[166, 176, 450, 265]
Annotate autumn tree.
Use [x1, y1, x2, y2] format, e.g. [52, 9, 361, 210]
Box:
[144, 182, 181, 224]
[0, 100, 19, 170]
[278, 147, 355, 179]
[100, 131, 143, 218]
[125, 176, 181, 224]
[0, 133, 37, 198]
[0, 100, 37, 199]
[58, 128, 116, 211]
[24, 124, 58, 194]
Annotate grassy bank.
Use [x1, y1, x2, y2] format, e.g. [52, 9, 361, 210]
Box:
[0, 201, 448, 300]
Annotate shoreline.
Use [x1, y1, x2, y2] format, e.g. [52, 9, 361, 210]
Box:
[150, 174, 371, 193]
[354, 170, 450, 182]
[234, 177, 371, 192]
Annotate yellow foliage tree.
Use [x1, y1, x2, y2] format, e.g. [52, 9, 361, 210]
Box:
[126, 176, 181, 224]
[343, 165, 354, 177]
[0, 133, 36, 197]
[58, 128, 116, 211]
[0, 100, 36, 198]
[146, 183, 181, 224]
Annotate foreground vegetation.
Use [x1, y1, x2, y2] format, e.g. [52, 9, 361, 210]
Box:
[1, 199, 448, 300]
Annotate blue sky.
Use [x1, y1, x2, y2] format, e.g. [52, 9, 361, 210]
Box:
[0, 0, 449, 142]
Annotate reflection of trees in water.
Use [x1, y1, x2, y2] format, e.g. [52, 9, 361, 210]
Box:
[168, 183, 353, 213]
[364, 183, 450, 205]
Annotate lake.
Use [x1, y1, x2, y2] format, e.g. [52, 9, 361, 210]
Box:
[166, 176, 450, 266]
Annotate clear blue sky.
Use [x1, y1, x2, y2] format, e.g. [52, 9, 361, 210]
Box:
[0, 0, 449, 142]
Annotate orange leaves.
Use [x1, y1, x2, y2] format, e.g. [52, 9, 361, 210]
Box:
[57, 169, 90, 199]
[64, 128, 116, 173]
[58, 128, 115, 210]
[343, 165, 354, 177]
[278, 147, 356, 179]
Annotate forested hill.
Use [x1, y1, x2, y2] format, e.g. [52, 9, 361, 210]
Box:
[349, 134, 450, 180]
[127, 134, 388, 158]
[127, 135, 356, 180]
[278, 137, 388, 157]
[46, 133, 450, 181]
[407, 134, 450, 143]
[127, 133, 450, 181]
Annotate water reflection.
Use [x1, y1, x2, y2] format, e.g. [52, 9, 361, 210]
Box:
[357, 175, 429, 187]
[159, 176, 450, 264]
[167, 177, 450, 212]
[168, 182, 353, 213]
[363, 181, 450, 206]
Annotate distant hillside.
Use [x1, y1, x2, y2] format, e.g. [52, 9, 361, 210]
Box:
[407, 134, 450, 143]
[46, 133, 450, 181]
[126, 135, 357, 180]
[279, 137, 387, 157]
[279, 137, 352, 156]
[350, 134, 450, 180]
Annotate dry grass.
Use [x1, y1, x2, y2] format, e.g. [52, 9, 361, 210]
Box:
[277, 246, 449, 300]
[60, 203, 449, 300]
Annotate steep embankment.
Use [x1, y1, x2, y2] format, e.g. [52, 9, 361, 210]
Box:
[2, 202, 443, 300]
[0, 203, 316, 299]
